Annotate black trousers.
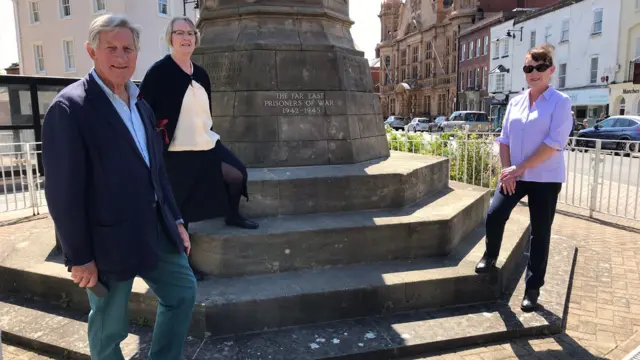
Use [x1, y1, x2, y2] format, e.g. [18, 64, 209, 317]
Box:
[485, 181, 562, 290]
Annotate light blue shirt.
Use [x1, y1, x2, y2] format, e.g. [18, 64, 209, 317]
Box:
[91, 69, 149, 167]
[496, 86, 573, 183]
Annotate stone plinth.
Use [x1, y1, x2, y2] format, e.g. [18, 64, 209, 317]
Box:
[193, 0, 389, 167]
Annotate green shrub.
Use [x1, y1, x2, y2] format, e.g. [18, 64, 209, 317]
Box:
[387, 128, 499, 189]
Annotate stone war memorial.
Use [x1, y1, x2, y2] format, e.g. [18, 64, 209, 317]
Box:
[0, 0, 575, 358]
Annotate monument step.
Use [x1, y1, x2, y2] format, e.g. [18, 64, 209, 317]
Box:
[190, 183, 490, 277]
[0, 214, 530, 339]
[237, 152, 449, 218]
[0, 241, 575, 360]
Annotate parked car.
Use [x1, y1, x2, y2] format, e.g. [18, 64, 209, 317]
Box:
[441, 111, 491, 132]
[574, 115, 640, 152]
[434, 116, 447, 132]
[407, 117, 434, 132]
[385, 116, 409, 131]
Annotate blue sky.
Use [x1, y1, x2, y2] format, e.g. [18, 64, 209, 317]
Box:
[0, 0, 381, 70]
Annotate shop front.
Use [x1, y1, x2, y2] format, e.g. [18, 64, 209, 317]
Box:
[609, 83, 640, 118]
[488, 93, 510, 130]
[563, 87, 609, 127]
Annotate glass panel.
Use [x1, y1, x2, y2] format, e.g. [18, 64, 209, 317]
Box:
[0, 84, 32, 126]
[37, 85, 67, 124]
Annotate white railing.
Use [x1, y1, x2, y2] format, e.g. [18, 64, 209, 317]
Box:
[0, 142, 45, 214]
[387, 132, 640, 221]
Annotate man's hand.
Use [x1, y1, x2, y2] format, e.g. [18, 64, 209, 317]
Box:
[177, 223, 191, 256]
[71, 261, 98, 288]
[500, 165, 524, 184]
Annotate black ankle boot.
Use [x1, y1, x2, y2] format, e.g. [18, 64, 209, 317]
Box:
[225, 190, 259, 230]
[475, 253, 497, 273]
[521, 288, 540, 312]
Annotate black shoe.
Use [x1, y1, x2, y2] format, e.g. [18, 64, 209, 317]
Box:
[475, 253, 497, 274]
[521, 288, 540, 312]
[225, 216, 259, 230]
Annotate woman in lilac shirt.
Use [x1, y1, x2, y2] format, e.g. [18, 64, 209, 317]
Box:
[474, 44, 573, 312]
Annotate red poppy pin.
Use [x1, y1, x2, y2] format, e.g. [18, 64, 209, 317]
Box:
[156, 119, 169, 145]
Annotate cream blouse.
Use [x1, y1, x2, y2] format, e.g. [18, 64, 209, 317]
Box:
[168, 78, 220, 151]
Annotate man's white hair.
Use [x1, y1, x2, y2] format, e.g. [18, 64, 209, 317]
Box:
[87, 14, 142, 51]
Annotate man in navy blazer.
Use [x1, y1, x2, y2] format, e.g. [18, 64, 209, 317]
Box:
[42, 14, 196, 360]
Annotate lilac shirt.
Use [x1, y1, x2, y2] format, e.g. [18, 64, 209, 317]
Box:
[496, 86, 573, 183]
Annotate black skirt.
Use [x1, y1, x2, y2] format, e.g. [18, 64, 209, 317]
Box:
[163, 140, 248, 223]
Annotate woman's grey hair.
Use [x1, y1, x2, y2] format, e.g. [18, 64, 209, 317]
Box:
[87, 14, 142, 51]
[165, 16, 200, 48]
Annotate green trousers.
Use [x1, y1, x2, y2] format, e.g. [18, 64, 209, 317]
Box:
[86, 226, 197, 360]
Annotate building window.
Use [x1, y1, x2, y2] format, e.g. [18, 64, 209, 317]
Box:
[460, 71, 464, 90]
[28, 1, 40, 24]
[33, 43, 45, 74]
[592, 9, 603, 35]
[495, 73, 505, 92]
[475, 68, 480, 89]
[590, 56, 599, 84]
[158, 0, 169, 16]
[60, 0, 71, 18]
[461, 43, 466, 61]
[493, 41, 499, 59]
[401, 48, 407, 66]
[558, 63, 567, 88]
[561, 19, 570, 42]
[426, 95, 431, 114]
[468, 70, 472, 87]
[444, 59, 449, 75]
[476, 38, 480, 57]
[412, 45, 419, 63]
[445, 37, 450, 56]
[93, 0, 106, 13]
[483, 36, 488, 55]
[468, 41, 473, 59]
[544, 25, 552, 43]
[438, 93, 446, 115]
[425, 62, 432, 78]
[425, 42, 433, 60]
[483, 66, 487, 89]
[412, 65, 418, 79]
[453, 31, 457, 50]
[401, 68, 407, 81]
[530, 30, 536, 49]
[63, 39, 75, 72]
[502, 40, 509, 57]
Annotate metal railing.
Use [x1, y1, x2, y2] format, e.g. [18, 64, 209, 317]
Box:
[0, 142, 45, 214]
[387, 131, 640, 221]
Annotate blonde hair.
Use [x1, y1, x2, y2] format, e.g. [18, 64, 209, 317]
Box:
[526, 43, 555, 66]
[88, 14, 142, 51]
[165, 17, 200, 48]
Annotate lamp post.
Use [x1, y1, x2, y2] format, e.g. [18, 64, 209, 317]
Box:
[183, 0, 199, 16]
[506, 27, 523, 41]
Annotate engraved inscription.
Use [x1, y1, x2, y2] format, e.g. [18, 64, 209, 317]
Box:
[201, 53, 243, 88]
[263, 92, 335, 115]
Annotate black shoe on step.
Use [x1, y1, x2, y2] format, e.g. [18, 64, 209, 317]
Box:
[475, 253, 497, 274]
[521, 288, 540, 312]
[225, 216, 259, 230]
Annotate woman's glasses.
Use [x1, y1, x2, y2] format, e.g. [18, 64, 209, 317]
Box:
[523, 64, 551, 74]
[172, 30, 196, 38]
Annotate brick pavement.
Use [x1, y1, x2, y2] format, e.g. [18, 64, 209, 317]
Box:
[1, 207, 639, 359]
[410, 205, 640, 360]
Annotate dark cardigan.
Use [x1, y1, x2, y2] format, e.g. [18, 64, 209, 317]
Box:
[139, 55, 212, 148]
[139, 55, 249, 223]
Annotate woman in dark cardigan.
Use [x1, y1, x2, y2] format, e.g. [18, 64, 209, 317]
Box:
[139, 17, 259, 236]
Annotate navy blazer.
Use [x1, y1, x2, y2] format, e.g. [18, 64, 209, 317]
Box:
[42, 73, 183, 281]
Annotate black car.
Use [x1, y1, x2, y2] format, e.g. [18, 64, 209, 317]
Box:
[574, 115, 640, 152]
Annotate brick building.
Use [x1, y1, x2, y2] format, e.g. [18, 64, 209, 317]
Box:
[376, 0, 561, 119]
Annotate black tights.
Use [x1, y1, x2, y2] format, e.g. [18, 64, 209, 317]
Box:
[221, 162, 244, 220]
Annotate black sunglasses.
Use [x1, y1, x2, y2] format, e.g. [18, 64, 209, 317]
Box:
[523, 64, 551, 74]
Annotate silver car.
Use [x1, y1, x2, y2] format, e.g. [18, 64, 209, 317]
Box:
[441, 111, 491, 132]
[407, 117, 435, 132]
